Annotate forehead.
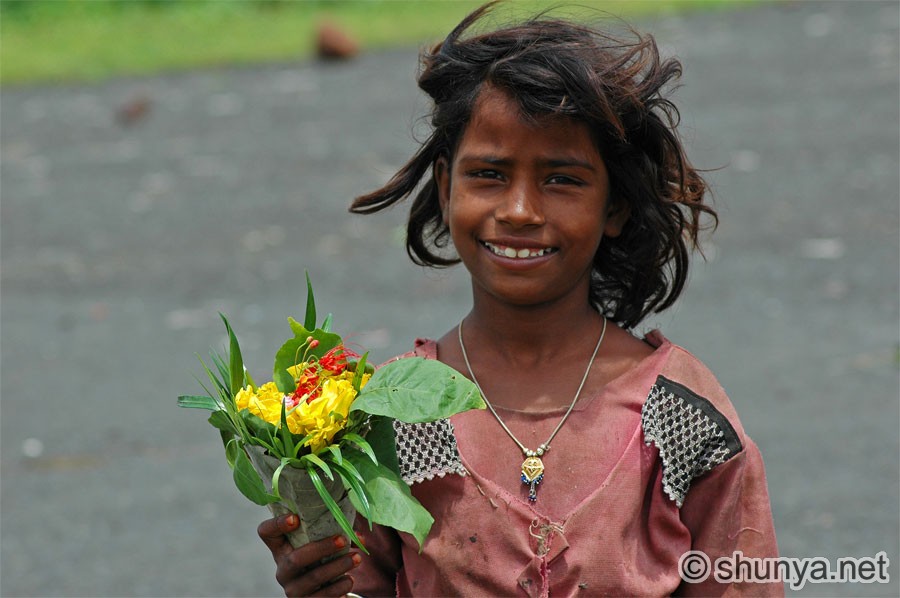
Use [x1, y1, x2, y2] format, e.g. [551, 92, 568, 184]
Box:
[458, 85, 601, 160]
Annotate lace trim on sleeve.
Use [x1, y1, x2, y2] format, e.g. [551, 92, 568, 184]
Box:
[393, 419, 467, 485]
[641, 375, 743, 507]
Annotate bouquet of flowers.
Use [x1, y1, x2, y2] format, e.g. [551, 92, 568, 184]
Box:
[178, 276, 483, 551]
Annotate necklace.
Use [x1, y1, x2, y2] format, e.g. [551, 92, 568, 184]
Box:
[457, 316, 607, 502]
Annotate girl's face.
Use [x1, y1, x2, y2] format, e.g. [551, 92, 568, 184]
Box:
[436, 86, 627, 310]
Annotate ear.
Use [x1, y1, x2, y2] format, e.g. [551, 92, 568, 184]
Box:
[603, 199, 629, 238]
[435, 156, 451, 225]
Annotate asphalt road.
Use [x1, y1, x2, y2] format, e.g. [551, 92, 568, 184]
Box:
[1, 1, 898, 596]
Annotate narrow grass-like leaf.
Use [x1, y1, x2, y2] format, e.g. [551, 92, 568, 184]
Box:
[341, 432, 378, 464]
[270, 436, 285, 457]
[225, 438, 240, 469]
[279, 402, 295, 459]
[211, 352, 231, 392]
[270, 458, 292, 501]
[218, 429, 233, 452]
[198, 358, 228, 398]
[177, 395, 220, 410]
[306, 466, 365, 552]
[351, 352, 369, 392]
[302, 453, 333, 480]
[326, 444, 343, 466]
[344, 451, 433, 551]
[292, 435, 312, 459]
[244, 368, 257, 391]
[304, 271, 317, 330]
[332, 451, 364, 483]
[331, 460, 371, 524]
[220, 314, 244, 398]
[321, 313, 333, 332]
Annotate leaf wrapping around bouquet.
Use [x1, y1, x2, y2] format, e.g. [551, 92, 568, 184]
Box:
[351, 358, 485, 423]
[344, 449, 433, 551]
[245, 444, 357, 549]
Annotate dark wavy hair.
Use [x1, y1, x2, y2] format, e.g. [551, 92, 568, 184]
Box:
[350, 1, 716, 329]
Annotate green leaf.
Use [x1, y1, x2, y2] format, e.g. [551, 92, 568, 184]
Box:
[331, 459, 371, 524]
[279, 402, 295, 459]
[341, 432, 379, 465]
[359, 418, 401, 476]
[304, 271, 317, 330]
[211, 352, 231, 394]
[177, 395, 220, 410]
[225, 437, 240, 469]
[321, 313, 333, 332]
[306, 466, 366, 551]
[351, 352, 369, 392]
[270, 458, 291, 501]
[287, 316, 309, 339]
[345, 450, 433, 551]
[244, 368, 257, 391]
[293, 434, 312, 458]
[232, 446, 280, 505]
[272, 330, 343, 393]
[326, 444, 343, 466]
[220, 314, 245, 398]
[351, 358, 485, 423]
[218, 429, 233, 453]
[301, 453, 333, 480]
[238, 409, 278, 441]
[198, 355, 228, 398]
[208, 410, 238, 436]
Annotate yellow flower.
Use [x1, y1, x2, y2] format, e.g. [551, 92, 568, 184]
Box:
[235, 382, 284, 425]
[287, 377, 359, 452]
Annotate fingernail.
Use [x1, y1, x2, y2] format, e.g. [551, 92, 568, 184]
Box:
[351, 553, 362, 567]
[285, 514, 298, 528]
[334, 535, 347, 549]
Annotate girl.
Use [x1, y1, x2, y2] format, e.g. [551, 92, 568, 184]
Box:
[258, 3, 779, 596]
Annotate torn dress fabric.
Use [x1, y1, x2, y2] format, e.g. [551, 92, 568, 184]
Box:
[353, 331, 781, 597]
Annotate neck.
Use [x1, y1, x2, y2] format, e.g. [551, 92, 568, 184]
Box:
[463, 290, 604, 366]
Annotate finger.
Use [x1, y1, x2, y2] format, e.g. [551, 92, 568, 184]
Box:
[282, 554, 359, 597]
[258, 514, 300, 558]
[275, 537, 353, 587]
[283, 574, 354, 598]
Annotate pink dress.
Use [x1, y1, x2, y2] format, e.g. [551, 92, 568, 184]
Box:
[353, 332, 781, 597]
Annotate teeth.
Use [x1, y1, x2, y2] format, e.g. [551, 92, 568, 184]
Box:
[485, 242, 552, 259]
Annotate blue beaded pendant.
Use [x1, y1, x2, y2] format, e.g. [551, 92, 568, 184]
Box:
[521, 456, 545, 502]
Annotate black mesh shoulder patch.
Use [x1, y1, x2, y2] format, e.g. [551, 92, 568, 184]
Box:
[641, 375, 743, 507]
[393, 419, 467, 485]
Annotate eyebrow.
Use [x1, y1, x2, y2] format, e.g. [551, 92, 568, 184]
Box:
[457, 154, 597, 172]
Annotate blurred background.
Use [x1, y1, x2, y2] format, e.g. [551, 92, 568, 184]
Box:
[1, 0, 897, 596]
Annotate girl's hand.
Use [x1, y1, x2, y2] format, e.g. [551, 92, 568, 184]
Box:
[258, 514, 361, 598]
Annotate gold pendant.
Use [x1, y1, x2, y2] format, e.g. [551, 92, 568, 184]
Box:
[521, 456, 545, 502]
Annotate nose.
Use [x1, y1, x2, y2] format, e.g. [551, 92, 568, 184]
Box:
[494, 181, 545, 227]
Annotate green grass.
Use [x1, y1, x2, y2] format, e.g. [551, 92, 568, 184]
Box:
[1, 0, 753, 86]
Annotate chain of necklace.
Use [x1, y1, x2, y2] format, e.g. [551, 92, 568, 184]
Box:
[457, 316, 607, 502]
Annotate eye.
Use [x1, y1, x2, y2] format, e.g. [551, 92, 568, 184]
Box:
[466, 169, 503, 180]
[546, 174, 583, 186]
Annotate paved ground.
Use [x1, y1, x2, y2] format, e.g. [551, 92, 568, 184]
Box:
[1, 1, 898, 596]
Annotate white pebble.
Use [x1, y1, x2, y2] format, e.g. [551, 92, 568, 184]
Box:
[22, 438, 44, 458]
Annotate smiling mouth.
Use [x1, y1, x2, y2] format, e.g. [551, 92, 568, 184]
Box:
[482, 241, 558, 259]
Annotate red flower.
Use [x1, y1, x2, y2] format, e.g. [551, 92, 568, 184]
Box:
[318, 345, 357, 375]
[292, 365, 320, 404]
